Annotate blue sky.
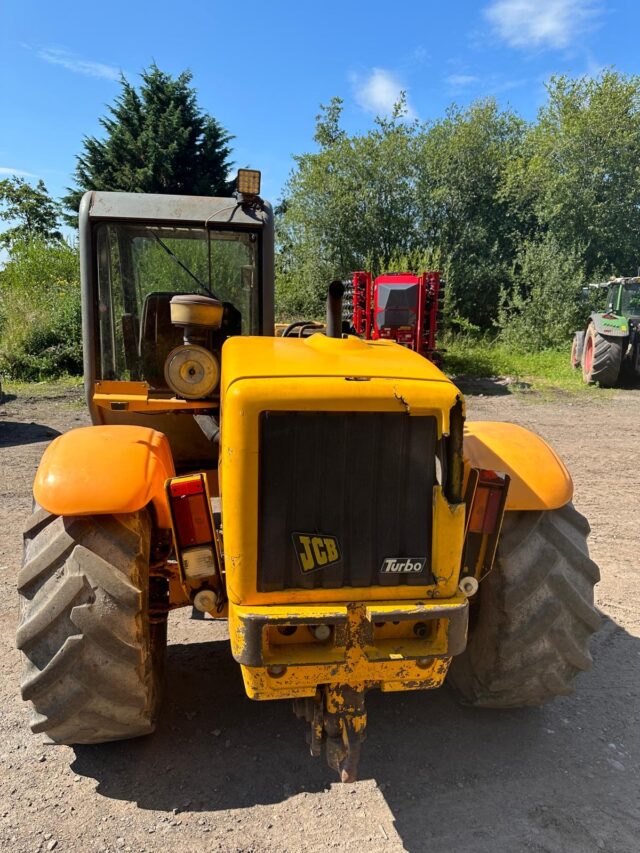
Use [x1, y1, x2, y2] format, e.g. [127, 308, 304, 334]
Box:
[1, 0, 639, 207]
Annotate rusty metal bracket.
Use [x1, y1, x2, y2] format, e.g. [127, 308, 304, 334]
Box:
[293, 684, 367, 782]
[324, 685, 367, 782]
[293, 691, 324, 757]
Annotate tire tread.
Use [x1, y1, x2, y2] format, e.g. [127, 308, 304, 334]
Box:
[584, 327, 623, 386]
[18, 508, 164, 744]
[448, 503, 600, 708]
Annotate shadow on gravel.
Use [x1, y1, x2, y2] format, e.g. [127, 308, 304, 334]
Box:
[71, 614, 639, 852]
[615, 373, 640, 391]
[451, 376, 528, 396]
[0, 392, 17, 404]
[0, 421, 61, 447]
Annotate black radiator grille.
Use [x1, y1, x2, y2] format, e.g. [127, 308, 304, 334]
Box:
[258, 411, 437, 591]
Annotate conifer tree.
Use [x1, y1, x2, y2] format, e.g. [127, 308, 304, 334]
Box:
[63, 65, 233, 222]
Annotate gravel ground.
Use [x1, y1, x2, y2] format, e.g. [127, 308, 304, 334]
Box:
[0, 381, 638, 853]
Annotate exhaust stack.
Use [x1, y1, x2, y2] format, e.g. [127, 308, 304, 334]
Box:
[326, 280, 345, 339]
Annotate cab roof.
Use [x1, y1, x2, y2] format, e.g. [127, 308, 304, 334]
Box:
[82, 190, 270, 229]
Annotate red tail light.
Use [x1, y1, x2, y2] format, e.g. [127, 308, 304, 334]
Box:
[468, 470, 507, 535]
[172, 491, 212, 548]
[166, 474, 223, 588]
[170, 478, 206, 498]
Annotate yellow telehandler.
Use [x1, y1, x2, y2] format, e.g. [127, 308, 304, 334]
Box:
[17, 172, 600, 781]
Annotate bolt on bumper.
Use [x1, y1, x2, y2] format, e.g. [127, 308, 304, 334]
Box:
[228, 596, 468, 700]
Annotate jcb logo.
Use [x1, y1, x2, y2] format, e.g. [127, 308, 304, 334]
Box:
[292, 533, 341, 573]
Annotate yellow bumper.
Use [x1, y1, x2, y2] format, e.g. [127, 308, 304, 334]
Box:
[228, 596, 468, 700]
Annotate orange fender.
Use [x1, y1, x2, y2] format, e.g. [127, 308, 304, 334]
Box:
[463, 421, 573, 511]
[33, 425, 175, 528]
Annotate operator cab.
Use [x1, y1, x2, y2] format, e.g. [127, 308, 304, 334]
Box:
[81, 170, 274, 470]
[603, 278, 640, 319]
[619, 280, 640, 319]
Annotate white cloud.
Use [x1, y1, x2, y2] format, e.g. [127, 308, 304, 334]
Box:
[446, 74, 481, 89]
[484, 0, 602, 49]
[0, 167, 37, 177]
[445, 71, 529, 94]
[351, 68, 416, 118]
[37, 47, 121, 81]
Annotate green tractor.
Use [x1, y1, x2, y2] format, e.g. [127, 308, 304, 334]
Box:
[571, 276, 640, 386]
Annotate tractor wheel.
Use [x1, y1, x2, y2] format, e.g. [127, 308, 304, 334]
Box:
[17, 507, 166, 744]
[570, 331, 585, 369]
[448, 503, 601, 708]
[581, 324, 622, 386]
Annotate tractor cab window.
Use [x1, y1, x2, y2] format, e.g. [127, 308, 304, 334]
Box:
[94, 222, 259, 384]
[620, 282, 640, 316]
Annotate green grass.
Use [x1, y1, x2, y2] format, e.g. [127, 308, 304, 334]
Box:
[442, 338, 608, 395]
[2, 374, 83, 398]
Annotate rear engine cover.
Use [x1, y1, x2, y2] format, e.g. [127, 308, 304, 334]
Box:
[258, 411, 437, 590]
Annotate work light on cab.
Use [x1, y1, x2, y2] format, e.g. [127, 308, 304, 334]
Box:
[236, 168, 261, 197]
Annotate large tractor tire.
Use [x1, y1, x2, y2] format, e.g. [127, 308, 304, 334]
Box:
[570, 331, 585, 369]
[448, 504, 601, 708]
[581, 323, 623, 386]
[17, 507, 166, 744]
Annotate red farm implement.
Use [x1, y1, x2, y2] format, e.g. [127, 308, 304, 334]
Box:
[346, 271, 443, 363]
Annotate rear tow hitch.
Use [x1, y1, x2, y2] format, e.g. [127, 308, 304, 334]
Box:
[294, 684, 367, 782]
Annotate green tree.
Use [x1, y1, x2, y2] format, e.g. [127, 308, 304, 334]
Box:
[277, 96, 422, 317]
[498, 234, 585, 351]
[0, 177, 62, 249]
[63, 65, 233, 221]
[277, 96, 524, 327]
[505, 71, 640, 279]
[0, 238, 81, 379]
[416, 100, 526, 329]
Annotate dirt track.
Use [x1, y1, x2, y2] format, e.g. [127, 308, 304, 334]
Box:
[0, 382, 638, 853]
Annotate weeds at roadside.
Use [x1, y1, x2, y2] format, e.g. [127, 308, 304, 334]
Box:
[1, 375, 84, 403]
[442, 338, 615, 397]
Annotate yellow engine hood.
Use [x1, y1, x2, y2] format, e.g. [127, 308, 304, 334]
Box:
[222, 333, 454, 390]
